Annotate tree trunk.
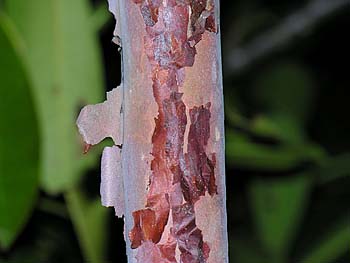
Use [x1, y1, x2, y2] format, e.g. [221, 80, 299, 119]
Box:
[77, 0, 228, 262]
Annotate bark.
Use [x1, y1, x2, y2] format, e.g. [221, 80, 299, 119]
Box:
[77, 0, 228, 262]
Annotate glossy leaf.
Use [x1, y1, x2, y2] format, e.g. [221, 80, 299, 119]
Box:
[5, 0, 104, 193]
[0, 14, 39, 249]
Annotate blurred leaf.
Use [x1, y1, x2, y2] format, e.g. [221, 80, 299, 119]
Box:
[249, 174, 312, 261]
[0, 13, 39, 249]
[255, 114, 305, 144]
[5, 0, 104, 193]
[65, 188, 108, 263]
[253, 62, 315, 125]
[226, 102, 306, 144]
[226, 130, 326, 171]
[300, 218, 350, 263]
[317, 153, 350, 183]
[293, 176, 350, 259]
[250, 115, 289, 140]
[224, 98, 249, 130]
[91, 1, 111, 32]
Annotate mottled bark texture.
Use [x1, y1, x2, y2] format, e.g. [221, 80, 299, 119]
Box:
[77, 0, 228, 262]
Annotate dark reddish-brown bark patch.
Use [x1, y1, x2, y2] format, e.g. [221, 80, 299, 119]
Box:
[172, 203, 210, 263]
[181, 104, 217, 204]
[129, 193, 170, 248]
[83, 143, 92, 154]
[130, 1, 218, 262]
[188, 0, 217, 44]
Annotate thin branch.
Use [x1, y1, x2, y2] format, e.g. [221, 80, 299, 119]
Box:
[225, 0, 350, 76]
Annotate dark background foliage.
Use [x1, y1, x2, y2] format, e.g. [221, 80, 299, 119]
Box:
[0, 0, 349, 262]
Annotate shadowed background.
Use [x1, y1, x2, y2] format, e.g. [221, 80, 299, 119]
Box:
[0, 0, 349, 262]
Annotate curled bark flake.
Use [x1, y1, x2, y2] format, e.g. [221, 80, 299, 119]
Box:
[101, 146, 124, 217]
[76, 86, 124, 216]
[83, 143, 92, 154]
[107, 0, 122, 44]
[76, 87, 123, 146]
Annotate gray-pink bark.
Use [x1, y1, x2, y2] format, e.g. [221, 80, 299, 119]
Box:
[77, 0, 228, 262]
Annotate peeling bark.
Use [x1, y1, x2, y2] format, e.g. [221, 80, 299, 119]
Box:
[101, 146, 124, 217]
[77, 87, 123, 146]
[76, 0, 227, 262]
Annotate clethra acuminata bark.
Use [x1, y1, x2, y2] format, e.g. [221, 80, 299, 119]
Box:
[76, 0, 228, 262]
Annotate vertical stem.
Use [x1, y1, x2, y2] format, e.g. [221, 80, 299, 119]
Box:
[65, 187, 108, 263]
[115, 0, 228, 262]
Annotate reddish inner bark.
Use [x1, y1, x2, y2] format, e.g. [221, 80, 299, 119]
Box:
[129, 1, 217, 262]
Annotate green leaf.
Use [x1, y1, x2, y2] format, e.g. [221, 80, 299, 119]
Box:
[5, 0, 104, 193]
[65, 188, 108, 263]
[226, 130, 326, 171]
[300, 219, 350, 263]
[249, 174, 312, 261]
[253, 114, 305, 144]
[226, 104, 307, 145]
[0, 13, 39, 249]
